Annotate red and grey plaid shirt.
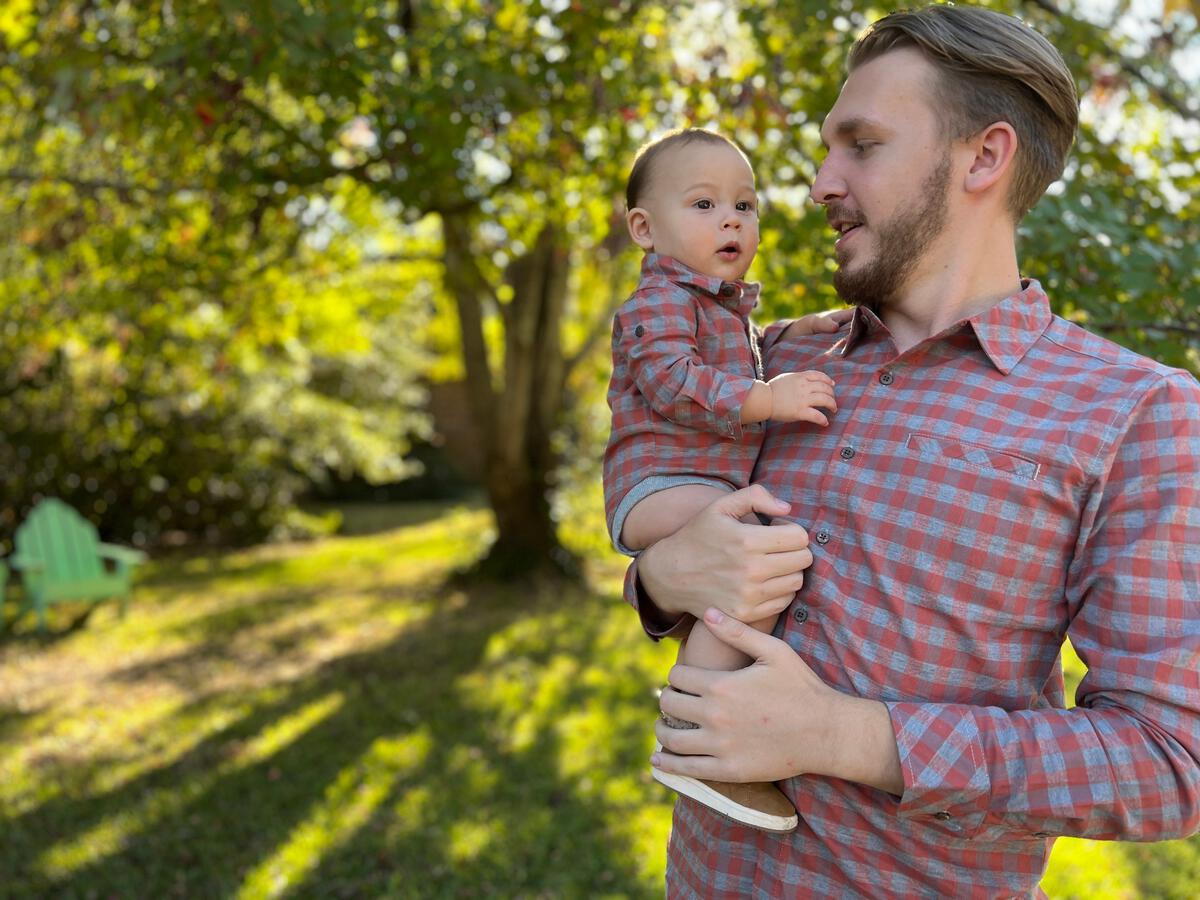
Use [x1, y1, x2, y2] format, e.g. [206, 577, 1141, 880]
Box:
[603, 253, 765, 536]
[618, 280, 1200, 898]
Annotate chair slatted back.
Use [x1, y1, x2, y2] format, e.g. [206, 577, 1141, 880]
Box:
[15, 499, 105, 582]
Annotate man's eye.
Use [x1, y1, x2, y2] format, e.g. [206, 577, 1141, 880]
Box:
[854, 141, 876, 155]
[694, 199, 713, 209]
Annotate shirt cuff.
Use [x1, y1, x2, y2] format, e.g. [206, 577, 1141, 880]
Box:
[886, 700, 992, 839]
[609, 475, 736, 556]
[623, 558, 695, 641]
[713, 373, 757, 440]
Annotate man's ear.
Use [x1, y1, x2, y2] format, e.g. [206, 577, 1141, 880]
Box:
[626, 207, 655, 251]
[964, 121, 1018, 196]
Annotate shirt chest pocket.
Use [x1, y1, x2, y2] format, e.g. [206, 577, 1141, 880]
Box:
[886, 431, 1082, 630]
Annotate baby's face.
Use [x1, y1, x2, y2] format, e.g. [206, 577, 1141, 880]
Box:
[628, 142, 759, 282]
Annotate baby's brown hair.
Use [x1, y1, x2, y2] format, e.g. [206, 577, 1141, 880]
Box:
[625, 128, 752, 210]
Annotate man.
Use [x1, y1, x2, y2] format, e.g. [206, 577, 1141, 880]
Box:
[610, 5, 1200, 897]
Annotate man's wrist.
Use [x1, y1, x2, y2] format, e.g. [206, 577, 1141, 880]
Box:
[637, 540, 679, 618]
[821, 694, 905, 796]
[633, 543, 692, 636]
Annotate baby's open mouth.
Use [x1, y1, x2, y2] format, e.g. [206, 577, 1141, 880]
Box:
[718, 242, 740, 258]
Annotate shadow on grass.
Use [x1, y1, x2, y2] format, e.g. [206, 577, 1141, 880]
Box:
[2, 570, 664, 898]
[0, 599, 101, 647]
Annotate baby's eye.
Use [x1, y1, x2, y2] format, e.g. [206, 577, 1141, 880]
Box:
[693, 199, 714, 210]
[736, 200, 756, 212]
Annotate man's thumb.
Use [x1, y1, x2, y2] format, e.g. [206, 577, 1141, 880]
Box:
[718, 485, 790, 521]
[703, 608, 774, 659]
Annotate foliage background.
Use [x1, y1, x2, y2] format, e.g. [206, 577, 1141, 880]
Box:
[1, 0, 1196, 560]
[0, 0, 1198, 896]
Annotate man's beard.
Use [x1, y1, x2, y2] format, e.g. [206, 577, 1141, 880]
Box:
[831, 152, 952, 312]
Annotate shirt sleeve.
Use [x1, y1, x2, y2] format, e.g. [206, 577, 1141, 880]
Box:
[759, 318, 798, 354]
[616, 288, 757, 439]
[623, 556, 695, 641]
[886, 371, 1200, 843]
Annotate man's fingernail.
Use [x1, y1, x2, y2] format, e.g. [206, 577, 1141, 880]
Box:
[705, 608, 725, 625]
[650, 754, 661, 766]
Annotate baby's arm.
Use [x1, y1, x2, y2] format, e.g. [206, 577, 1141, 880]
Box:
[621, 484, 733, 552]
[740, 308, 848, 425]
[741, 371, 837, 426]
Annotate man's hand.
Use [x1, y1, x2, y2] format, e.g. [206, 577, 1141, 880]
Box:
[783, 307, 854, 338]
[652, 609, 905, 794]
[638, 486, 812, 623]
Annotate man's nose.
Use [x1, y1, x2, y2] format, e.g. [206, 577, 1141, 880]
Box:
[810, 158, 846, 206]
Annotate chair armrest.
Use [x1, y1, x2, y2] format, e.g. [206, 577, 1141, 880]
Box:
[9, 553, 46, 573]
[97, 543, 148, 565]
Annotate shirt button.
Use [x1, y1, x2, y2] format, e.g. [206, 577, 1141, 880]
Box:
[934, 811, 952, 821]
[879, 370, 894, 385]
[840, 446, 855, 460]
[1033, 831, 1052, 839]
[814, 531, 830, 545]
[635, 325, 645, 337]
[793, 604, 809, 624]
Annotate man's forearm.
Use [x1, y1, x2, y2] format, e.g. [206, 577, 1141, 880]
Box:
[825, 695, 904, 796]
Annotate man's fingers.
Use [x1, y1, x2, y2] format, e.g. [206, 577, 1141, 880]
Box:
[664, 664, 716, 699]
[651, 743, 726, 781]
[702, 608, 782, 661]
[659, 682, 707, 726]
[756, 584, 805, 617]
[754, 546, 812, 580]
[713, 485, 791, 523]
[755, 521, 810, 554]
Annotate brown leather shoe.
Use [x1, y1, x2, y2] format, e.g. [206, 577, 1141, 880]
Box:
[652, 751, 798, 832]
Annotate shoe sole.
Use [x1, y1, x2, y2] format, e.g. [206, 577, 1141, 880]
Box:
[651, 766, 799, 832]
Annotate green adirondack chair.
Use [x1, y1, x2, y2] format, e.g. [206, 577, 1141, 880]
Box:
[7, 498, 147, 630]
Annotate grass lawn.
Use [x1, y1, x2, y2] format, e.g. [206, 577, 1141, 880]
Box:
[1, 499, 1197, 898]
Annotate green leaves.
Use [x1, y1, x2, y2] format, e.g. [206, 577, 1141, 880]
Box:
[2, 0, 1195, 551]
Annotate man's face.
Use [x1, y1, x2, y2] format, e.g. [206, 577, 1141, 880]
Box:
[812, 48, 955, 309]
[627, 141, 760, 282]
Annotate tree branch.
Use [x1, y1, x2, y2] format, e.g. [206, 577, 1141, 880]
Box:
[0, 169, 189, 198]
[1024, 0, 1198, 122]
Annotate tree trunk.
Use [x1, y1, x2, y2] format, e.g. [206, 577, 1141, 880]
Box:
[441, 213, 579, 580]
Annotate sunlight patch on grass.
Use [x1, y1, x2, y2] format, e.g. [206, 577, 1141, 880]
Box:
[235, 731, 430, 900]
[34, 691, 348, 880]
[235, 693, 346, 767]
[35, 810, 137, 877]
[447, 820, 496, 865]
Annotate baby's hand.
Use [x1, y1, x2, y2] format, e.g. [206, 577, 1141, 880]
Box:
[785, 307, 854, 338]
[768, 371, 836, 425]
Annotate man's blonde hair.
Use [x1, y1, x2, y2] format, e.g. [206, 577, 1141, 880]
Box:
[849, 4, 1078, 220]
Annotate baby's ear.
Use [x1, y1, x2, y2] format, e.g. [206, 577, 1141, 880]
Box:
[626, 207, 655, 250]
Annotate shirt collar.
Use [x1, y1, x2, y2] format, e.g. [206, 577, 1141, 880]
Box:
[841, 279, 1052, 375]
[967, 279, 1053, 374]
[643, 253, 760, 317]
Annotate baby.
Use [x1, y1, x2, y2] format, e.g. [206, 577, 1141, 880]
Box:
[603, 128, 846, 831]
